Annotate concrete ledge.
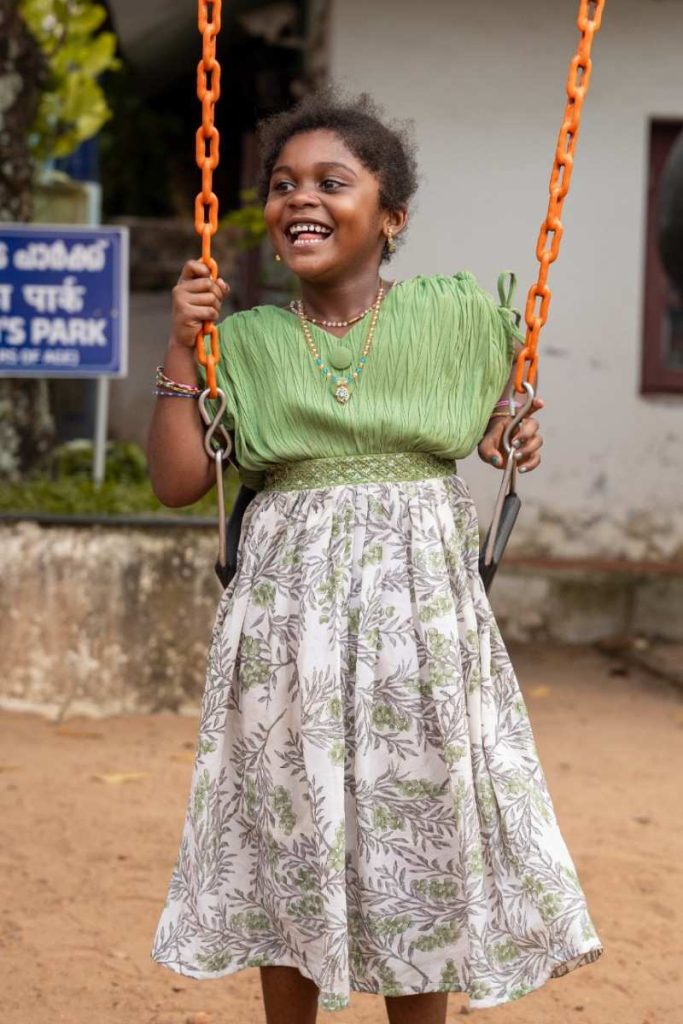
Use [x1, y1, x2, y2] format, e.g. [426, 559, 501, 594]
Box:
[491, 564, 683, 644]
[1, 523, 220, 718]
[1, 523, 681, 718]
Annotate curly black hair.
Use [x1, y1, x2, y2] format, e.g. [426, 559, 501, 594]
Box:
[256, 87, 419, 261]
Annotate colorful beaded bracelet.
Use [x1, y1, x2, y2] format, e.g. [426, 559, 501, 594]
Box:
[154, 365, 202, 398]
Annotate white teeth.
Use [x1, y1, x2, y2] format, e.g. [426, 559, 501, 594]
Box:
[293, 235, 325, 246]
[288, 223, 331, 237]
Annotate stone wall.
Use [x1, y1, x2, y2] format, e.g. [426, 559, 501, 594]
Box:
[1, 522, 681, 718]
[1, 523, 219, 718]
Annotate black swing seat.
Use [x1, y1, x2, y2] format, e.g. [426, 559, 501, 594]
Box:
[215, 483, 257, 589]
[477, 490, 521, 592]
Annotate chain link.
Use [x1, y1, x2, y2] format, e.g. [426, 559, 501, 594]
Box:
[195, 0, 222, 398]
[515, 0, 605, 392]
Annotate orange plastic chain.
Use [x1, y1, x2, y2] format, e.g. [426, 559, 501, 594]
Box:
[515, 0, 605, 393]
[195, 0, 222, 398]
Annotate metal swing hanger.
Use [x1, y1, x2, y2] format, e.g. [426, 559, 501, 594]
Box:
[480, 0, 606, 593]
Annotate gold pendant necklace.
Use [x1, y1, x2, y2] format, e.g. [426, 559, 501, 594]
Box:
[295, 284, 385, 404]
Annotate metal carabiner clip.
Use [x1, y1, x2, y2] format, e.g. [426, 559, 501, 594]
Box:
[479, 380, 536, 592]
[198, 387, 237, 588]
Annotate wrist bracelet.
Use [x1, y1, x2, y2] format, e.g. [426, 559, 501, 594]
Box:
[154, 387, 200, 399]
[154, 365, 202, 398]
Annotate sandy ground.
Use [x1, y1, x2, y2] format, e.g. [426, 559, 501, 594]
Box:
[1, 645, 682, 1024]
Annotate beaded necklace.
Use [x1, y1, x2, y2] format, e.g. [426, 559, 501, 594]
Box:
[288, 299, 374, 328]
[294, 283, 384, 404]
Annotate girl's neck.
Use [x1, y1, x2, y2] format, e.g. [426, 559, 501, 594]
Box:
[298, 268, 387, 323]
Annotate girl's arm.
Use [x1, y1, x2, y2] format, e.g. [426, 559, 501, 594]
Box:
[146, 260, 229, 507]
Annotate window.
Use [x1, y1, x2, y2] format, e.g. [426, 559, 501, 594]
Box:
[641, 120, 683, 394]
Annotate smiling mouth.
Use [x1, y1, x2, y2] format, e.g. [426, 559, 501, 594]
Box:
[285, 222, 334, 248]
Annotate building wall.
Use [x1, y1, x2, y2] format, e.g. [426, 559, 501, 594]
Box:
[330, 0, 683, 562]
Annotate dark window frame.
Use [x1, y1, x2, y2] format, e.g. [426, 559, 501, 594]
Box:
[641, 119, 683, 395]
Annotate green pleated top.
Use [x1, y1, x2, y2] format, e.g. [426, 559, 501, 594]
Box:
[198, 271, 522, 491]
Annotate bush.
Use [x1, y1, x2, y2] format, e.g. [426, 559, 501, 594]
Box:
[0, 439, 240, 517]
[52, 439, 148, 483]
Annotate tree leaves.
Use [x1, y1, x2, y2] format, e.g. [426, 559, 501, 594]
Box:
[18, 0, 120, 162]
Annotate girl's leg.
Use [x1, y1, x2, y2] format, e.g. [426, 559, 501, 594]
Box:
[384, 992, 449, 1024]
[259, 965, 319, 1024]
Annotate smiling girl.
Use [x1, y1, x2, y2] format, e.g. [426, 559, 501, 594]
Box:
[148, 91, 602, 1024]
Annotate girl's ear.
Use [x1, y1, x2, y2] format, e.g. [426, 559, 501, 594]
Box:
[383, 207, 408, 239]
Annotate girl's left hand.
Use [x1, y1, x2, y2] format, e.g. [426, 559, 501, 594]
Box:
[477, 396, 545, 473]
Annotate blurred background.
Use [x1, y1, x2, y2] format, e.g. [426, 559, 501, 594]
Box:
[1, 0, 681, 712]
[0, 3, 682, 1022]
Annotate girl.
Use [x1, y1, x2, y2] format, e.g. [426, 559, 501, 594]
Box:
[148, 90, 603, 1024]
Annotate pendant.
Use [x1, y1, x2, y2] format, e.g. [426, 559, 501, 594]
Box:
[334, 381, 351, 404]
[329, 344, 353, 370]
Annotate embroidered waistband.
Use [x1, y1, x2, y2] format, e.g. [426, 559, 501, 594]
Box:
[262, 452, 456, 493]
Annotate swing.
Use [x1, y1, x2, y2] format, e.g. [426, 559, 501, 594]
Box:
[193, 0, 606, 593]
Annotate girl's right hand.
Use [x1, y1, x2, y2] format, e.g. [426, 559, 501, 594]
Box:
[170, 259, 230, 348]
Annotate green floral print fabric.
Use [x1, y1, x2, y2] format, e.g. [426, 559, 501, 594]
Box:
[151, 473, 603, 1010]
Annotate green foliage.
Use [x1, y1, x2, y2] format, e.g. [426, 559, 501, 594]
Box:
[53, 438, 147, 483]
[221, 189, 267, 251]
[0, 439, 240, 517]
[19, 0, 121, 161]
[0, 476, 240, 517]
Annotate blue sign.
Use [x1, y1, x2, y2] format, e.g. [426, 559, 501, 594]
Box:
[0, 224, 128, 378]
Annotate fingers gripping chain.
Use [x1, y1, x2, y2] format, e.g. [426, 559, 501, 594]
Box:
[501, 382, 536, 460]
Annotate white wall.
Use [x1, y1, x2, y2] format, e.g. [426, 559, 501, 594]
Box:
[330, 0, 683, 561]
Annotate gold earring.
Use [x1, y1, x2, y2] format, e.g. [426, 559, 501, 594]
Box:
[274, 252, 282, 262]
[386, 230, 396, 255]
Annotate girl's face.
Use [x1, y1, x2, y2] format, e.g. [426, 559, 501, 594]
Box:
[264, 129, 405, 283]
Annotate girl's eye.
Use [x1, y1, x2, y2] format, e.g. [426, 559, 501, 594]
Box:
[272, 180, 294, 193]
[320, 179, 342, 191]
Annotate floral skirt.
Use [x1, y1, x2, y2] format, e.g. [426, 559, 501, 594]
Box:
[151, 470, 603, 1011]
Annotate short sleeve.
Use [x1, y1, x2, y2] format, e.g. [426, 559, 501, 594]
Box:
[446, 269, 521, 387]
[467, 273, 524, 435]
[467, 271, 524, 392]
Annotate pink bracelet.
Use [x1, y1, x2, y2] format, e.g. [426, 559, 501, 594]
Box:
[491, 400, 520, 415]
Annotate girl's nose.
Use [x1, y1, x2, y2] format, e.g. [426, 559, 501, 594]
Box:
[287, 189, 320, 207]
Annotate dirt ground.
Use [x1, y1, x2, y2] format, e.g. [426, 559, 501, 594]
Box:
[1, 645, 681, 1024]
